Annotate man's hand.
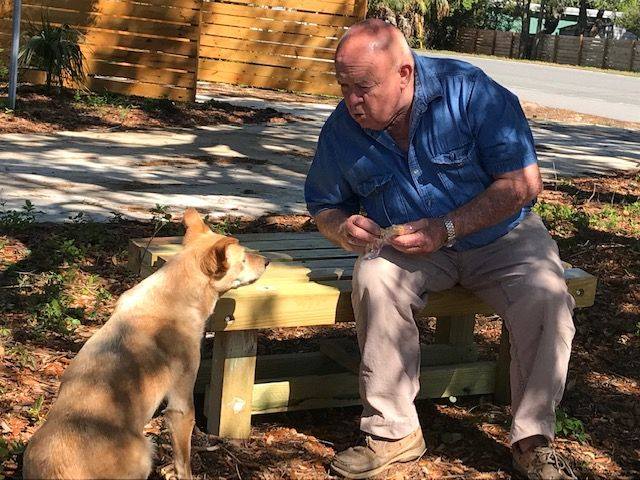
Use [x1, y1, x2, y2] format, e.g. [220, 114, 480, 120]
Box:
[315, 210, 382, 254]
[389, 218, 447, 254]
[338, 214, 382, 254]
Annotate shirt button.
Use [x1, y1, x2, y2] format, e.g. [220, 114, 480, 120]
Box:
[413, 169, 420, 175]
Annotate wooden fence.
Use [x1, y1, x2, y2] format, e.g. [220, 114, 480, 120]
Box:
[1, 0, 201, 101]
[1, 0, 364, 100]
[198, 0, 366, 96]
[455, 27, 640, 73]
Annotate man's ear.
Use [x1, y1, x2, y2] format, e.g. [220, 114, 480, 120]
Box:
[183, 208, 209, 245]
[399, 62, 413, 89]
[201, 237, 239, 279]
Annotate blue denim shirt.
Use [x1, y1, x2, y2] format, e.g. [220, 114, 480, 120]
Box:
[304, 54, 538, 251]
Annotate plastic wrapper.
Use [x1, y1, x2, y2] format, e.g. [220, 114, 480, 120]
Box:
[362, 224, 413, 260]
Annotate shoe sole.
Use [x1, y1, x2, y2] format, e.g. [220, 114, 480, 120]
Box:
[330, 444, 427, 479]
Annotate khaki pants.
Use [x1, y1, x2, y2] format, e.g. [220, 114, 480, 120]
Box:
[352, 213, 575, 445]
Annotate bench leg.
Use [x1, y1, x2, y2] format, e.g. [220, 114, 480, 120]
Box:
[206, 330, 257, 439]
[494, 322, 511, 405]
[434, 314, 476, 346]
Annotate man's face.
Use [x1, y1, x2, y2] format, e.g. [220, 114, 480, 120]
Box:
[335, 50, 402, 131]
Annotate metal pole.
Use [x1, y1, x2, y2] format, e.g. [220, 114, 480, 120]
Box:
[8, 0, 22, 110]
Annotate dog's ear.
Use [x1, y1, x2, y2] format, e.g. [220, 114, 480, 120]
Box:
[201, 236, 240, 279]
[183, 208, 209, 244]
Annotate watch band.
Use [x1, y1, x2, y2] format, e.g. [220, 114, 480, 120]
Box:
[443, 217, 456, 247]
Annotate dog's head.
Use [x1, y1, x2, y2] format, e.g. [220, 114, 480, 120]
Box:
[181, 208, 269, 292]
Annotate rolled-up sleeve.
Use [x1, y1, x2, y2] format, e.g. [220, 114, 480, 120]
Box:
[466, 71, 538, 175]
[304, 124, 359, 217]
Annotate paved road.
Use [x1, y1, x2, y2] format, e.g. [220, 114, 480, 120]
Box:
[420, 50, 640, 123]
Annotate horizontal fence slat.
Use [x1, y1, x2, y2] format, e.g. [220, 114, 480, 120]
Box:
[22, 0, 200, 24]
[201, 69, 340, 96]
[17, 7, 199, 39]
[199, 37, 335, 60]
[87, 46, 197, 72]
[199, 47, 335, 74]
[202, 12, 347, 38]
[199, 58, 335, 81]
[202, 1, 356, 27]
[89, 77, 193, 101]
[203, 24, 340, 49]
[87, 59, 195, 88]
[82, 30, 198, 56]
[216, 0, 357, 17]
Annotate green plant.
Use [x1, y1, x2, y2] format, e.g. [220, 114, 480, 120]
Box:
[0, 200, 41, 231]
[19, 11, 85, 92]
[6, 343, 37, 369]
[27, 394, 45, 421]
[555, 408, 589, 443]
[0, 47, 8, 81]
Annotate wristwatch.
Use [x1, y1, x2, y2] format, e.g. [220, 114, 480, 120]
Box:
[443, 217, 457, 248]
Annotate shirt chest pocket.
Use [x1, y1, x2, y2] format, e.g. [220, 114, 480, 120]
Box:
[350, 173, 409, 227]
[430, 143, 485, 207]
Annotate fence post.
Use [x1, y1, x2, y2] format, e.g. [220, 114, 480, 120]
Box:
[473, 28, 479, 54]
[630, 40, 636, 72]
[190, 0, 203, 103]
[578, 34, 584, 66]
[491, 29, 497, 55]
[354, 0, 368, 20]
[509, 32, 514, 58]
[552, 35, 559, 63]
[602, 37, 609, 69]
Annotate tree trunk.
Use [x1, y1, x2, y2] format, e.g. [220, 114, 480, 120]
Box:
[520, 0, 533, 58]
[577, 0, 588, 35]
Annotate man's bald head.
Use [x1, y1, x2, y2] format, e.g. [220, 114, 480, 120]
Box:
[333, 19, 415, 131]
[336, 19, 413, 67]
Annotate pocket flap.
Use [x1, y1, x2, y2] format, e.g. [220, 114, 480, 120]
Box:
[354, 174, 393, 197]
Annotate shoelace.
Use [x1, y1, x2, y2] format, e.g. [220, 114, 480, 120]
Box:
[536, 447, 577, 479]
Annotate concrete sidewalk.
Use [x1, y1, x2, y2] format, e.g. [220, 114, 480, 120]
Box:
[1, 97, 638, 222]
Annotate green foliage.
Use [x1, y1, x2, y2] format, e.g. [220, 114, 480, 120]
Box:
[0, 437, 25, 468]
[617, 0, 640, 36]
[0, 48, 7, 81]
[533, 202, 589, 236]
[27, 395, 45, 422]
[555, 408, 589, 443]
[0, 200, 41, 232]
[19, 11, 85, 92]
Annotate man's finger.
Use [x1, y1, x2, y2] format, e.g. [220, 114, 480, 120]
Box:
[390, 231, 426, 248]
[352, 215, 381, 236]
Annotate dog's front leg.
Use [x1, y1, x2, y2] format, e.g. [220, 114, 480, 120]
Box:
[165, 376, 197, 480]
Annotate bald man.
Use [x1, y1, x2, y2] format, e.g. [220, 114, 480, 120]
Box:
[305, 19, 577, 480]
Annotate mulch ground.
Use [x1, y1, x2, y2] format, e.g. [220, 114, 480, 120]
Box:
[1, 82, 639, 134]
[1, 171, 639, 479]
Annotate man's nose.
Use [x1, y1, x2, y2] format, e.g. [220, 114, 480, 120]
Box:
[347, 91, 363, 106]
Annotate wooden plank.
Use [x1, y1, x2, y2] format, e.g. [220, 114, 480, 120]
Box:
[201, 24, 341, 50]
[198, 69, 340, 96]
[319, 337, 478, 374]
[199, 53, 335, 75]
[434, 314, 476, 345]
[88, 47, 197, 72]
[23, 0, 200, 24]
[250, 361, 496, 414]
[199, 36, 335, 60]
[198, 59, 336, 82]
[86, 59, 195, 88]
[82, 30, 198, 56]
[88, 77, 194, 102]
[206, 330, 257, 438]
[19, 7, 200, 39]
[217, 0, 357, 16]
[202, 2, 357, 28]
[494, 322, 511, 404]
[202, 12, 347, 39]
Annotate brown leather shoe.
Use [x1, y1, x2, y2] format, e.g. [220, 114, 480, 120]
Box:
[513, 445, 577, 480]
[330, 428, 426, 479]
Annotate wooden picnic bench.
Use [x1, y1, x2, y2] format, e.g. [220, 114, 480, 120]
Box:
[128, 231, 597, 439]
